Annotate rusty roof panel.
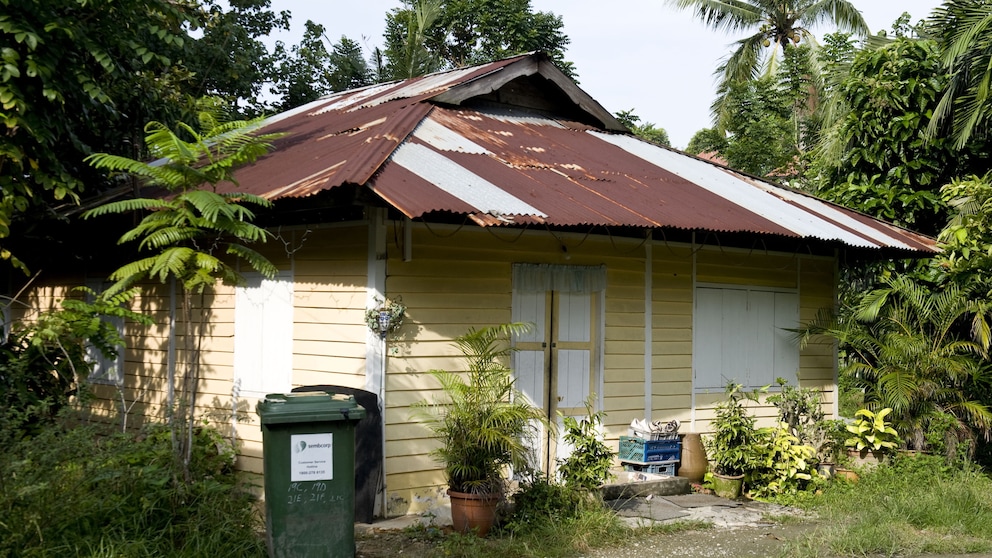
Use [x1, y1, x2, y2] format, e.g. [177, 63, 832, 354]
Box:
[222, 52, 936, 255]
[391, 142, 547, 218]
[228, 99, 433, 198]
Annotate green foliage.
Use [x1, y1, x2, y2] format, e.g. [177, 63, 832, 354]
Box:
[272, 23, 374, 111]
[928, 0, 992, 149]
[383, 0, 575, 80]
[185, 0, 290, 114]
[685, 128, 728, 156]
[0, 0, 292, 272]
[0, 287, 150, 436]
[83, 106, 280, 481]
[437, 489, 628, 558]
[797, 276, 992, 452]
[0, 0, 196, 273]
[705, 383, 761, 476]
[615, 109, 671, 147]
[765, 378, 843, 463]
[557, 397, 614, 491]
[816, 37, 988, 237]
[500, 474, 587, 535]
[939, 173, 992, 295]
[667, 0, 867, 140]
[414, 323, 548, 494]
[845, 408, 900, 453]
[0, 418, 264, 557]
[766, 378, 824, 445]
[718, 75, 798, 177]
[748, 423, 815, 498]
[83, 104, 281, 294]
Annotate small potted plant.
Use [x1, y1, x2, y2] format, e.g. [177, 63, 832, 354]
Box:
[810, 418, 847, 477]
[845, 407, 900, 467]
[704, 383, 760, 499]
[414, 323, 547, 536]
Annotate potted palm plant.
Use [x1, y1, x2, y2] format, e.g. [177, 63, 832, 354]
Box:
[414, 323, 547, 536]
[704, 383, 759, 499]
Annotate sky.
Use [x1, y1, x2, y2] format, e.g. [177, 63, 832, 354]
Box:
[263, 1, 944, 149]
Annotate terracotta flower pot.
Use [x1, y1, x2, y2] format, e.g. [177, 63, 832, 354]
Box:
[448, 489, 500, 536]
[834, 467, 859, 482]
[847, 448, 881, 469]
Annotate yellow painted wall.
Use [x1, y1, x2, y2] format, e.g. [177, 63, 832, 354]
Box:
[9, 219, 839, 519]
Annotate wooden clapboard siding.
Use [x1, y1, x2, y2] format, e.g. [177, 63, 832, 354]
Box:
[11, 217, 847, 517]
[687, 250, 837, 432]
[647, 244, 695, 429]
[290, 224, 368, 389]
[379, 223, 513, 514]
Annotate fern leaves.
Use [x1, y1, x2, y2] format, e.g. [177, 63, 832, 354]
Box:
[84, 107, 280, 294]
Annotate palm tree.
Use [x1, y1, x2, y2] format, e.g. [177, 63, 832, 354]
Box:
[797, 276, 992, 453]
[667, 0, 869, 126]
[927, 0, 992, 149]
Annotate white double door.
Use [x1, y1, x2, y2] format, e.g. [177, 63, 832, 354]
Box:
[512, 290, 599, 474]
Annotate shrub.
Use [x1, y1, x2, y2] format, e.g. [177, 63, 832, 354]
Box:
[748, 423, 815, 498]
[0, 416, 264, 557]
[557, 397, 614, 491]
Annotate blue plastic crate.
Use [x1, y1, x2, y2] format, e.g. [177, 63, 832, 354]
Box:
[619, 436, 681, 462]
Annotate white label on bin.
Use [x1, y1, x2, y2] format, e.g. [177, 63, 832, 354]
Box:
[290, 433, 334, 482]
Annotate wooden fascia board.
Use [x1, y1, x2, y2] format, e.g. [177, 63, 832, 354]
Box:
[535, 59, 627, 132]
[431, 54, 628, 132]
[430, 57, 540, 105]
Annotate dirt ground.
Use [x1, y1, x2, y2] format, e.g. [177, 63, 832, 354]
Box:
[355, 509, 992, 558]
[355, 521, 814, 558]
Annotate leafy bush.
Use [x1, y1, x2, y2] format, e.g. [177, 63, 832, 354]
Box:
[0, 416, 264, 557]
[501, 474, 588, 535]
[557, 397, 614, 491]
[0, 288, 149, 437]
[705, 383, 761, 477]
[748, 424, 815, 498]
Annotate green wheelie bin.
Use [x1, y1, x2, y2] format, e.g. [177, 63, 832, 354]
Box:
[257, 391, 367, 558]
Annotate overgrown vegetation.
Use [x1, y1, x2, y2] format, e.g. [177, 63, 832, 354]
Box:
[83, 103, 281, 481]
[782, 454, 992, 557]
[0, 286, 150, 437]
[0, 414, 265, 558]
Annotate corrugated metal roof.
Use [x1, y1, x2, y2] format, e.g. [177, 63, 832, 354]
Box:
[229, 52, 937, 256]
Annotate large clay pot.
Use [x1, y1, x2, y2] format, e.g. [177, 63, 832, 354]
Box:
[678, 433, 708, 482]
[710, 472, 744, 499]
[847, 448, 881, 469]
[447, 489, 499, 536]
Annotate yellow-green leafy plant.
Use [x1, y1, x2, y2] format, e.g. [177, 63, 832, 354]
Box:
[846, 408, 900, 453]
[748, 423, 815, 498]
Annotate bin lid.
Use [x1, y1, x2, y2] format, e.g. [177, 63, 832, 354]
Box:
[256, 391, 367, 424]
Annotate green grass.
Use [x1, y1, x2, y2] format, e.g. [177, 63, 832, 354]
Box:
[781, 454, 992, 557]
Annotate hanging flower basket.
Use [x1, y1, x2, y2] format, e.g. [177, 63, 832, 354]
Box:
[366, 296, 406, 338]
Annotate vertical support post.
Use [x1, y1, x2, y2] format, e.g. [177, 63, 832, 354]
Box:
[644, 235, 653, 422]
[365, 207, 388, 517]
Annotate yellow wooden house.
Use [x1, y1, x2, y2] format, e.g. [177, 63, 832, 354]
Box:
[13, 52, 936, 519]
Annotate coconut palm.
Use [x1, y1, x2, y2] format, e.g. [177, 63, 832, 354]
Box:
[667, 0, 869, 126]
[927, 0, 992, 149]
